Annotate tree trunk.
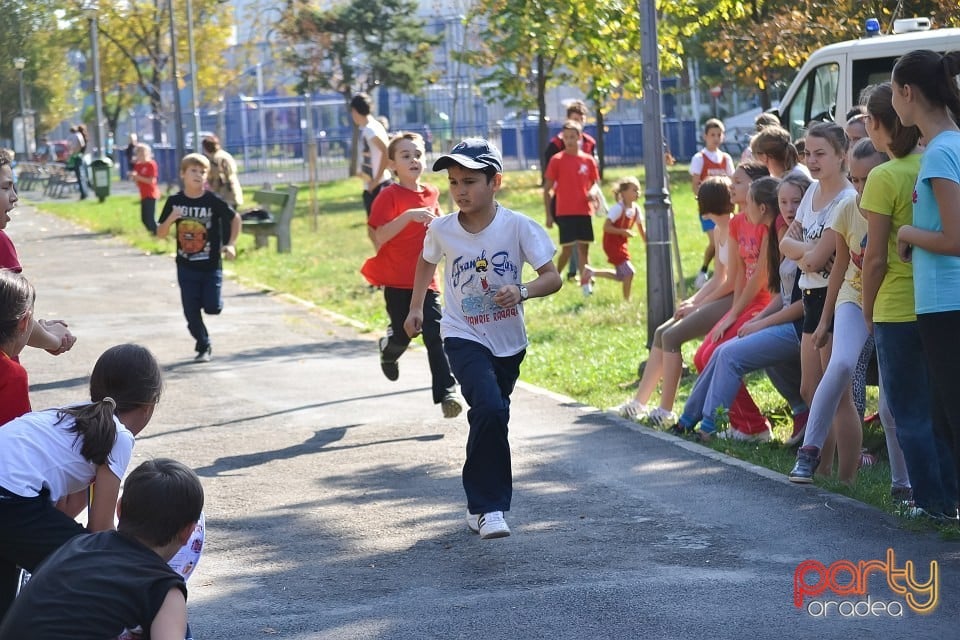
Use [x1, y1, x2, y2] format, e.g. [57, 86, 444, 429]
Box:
[536, 54, 548, 181]
[595, 105, 605, 179]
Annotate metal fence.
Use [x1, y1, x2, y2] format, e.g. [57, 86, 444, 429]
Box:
[118, 92, 700, 187]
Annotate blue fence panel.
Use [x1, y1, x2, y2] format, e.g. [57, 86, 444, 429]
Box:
[497, 119, 696, 167]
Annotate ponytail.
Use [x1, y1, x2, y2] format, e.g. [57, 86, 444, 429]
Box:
[940, 52, 960, 123]
[59, 398, 118, 466]
[893, 50, 960, 124]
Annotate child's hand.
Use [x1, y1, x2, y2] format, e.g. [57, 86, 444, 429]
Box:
[404, 310, 424, 338]
[674, 301, 696, 319]
[404, 208, 438, 226]
[41, 320, 76, 355]
[710, 315, 733, 343]
[896, 226, 914, 262]
[813, 323, 830, 349]
[787, 223, 803, 241]
[624, 228, 637, 237]
[168, 206, 184, 222]
[222, 244, 237, 260]
[492, 285, 521, 309]
[738, 319, 762, 338]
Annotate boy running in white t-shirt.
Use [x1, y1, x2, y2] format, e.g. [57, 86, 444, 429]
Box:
[404, 139, 562, 539]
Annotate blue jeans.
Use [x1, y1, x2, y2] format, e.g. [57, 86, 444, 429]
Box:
[875, 321, 957, 513]
[177, 266, 223, 353]
[917, 311, 960, 507]
[141, 198, 157, 234]
[444, 338, 524, 514]
[680, 322, 800, 433]
[383, 287, 456, 404]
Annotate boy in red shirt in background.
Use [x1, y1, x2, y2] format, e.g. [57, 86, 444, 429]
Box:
[129, 143, 162, 235]
[543, 120, 601, 295]
[690, 118, 735, 288]
[362, 132, 462, 418]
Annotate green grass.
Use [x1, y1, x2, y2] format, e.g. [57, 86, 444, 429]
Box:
[30, 166, 945, 531]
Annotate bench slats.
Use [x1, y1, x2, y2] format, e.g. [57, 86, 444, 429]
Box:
[241, 186, 298, 253]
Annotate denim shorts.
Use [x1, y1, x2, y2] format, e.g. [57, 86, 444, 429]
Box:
[801, 287, 833, 334]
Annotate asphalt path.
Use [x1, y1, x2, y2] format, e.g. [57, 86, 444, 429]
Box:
[12, 202, 960, 639]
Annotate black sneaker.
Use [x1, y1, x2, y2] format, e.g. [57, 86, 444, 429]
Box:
[194, 346, 212, 363]
[789, 446, 821, 483]
[378, 337, 399, 381]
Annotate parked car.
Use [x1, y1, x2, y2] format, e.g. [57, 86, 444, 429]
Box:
[32, 140, 70, 163]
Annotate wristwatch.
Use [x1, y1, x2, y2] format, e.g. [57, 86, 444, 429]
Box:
[518, 284, 529, 301]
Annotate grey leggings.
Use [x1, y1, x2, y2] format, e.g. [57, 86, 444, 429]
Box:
[652, 295, 733, 352]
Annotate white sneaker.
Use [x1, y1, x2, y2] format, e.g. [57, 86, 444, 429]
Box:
[612, 399, 647, 420]
[644, 407, 677, 428]
[694, 271, 708, 290]
[466, 511, 511, 539]
[715, 426, 772, 442]
[581, 282, 593, 296]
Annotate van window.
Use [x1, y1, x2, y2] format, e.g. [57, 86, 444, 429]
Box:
[782, 62, 840, 140]
[851, 56, 899, 110]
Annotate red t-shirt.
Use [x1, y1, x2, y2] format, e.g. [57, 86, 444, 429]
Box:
[0, 351, 30, 426]
[0, 231, 21, 272]
[545, 151, 599, 217]
[133, 160, 161, 200]
[729, 213, 772, 308]
[361, 183, 441, 290]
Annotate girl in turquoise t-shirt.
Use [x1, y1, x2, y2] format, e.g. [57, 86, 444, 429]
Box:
[890, 50, 960, 522]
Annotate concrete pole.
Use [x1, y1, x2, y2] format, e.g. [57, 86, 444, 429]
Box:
[168, 0, 185, 166]
[304, 92, 319, 231]
[90, 13, 104, 157]
[639, 0, 675, 345]
[186, 0, 201, 151]
[257, 63, 268, 165]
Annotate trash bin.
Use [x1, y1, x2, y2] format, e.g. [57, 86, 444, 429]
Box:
[90, 157, 114, 203]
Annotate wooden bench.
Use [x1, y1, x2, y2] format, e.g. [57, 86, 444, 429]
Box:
[43, 163, 79, 198]
[241, 185, 298, 253]
[15, 162, 49, 192]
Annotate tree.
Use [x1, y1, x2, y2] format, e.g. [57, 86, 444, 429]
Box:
[60, 0, 234, 144]
[459, 0, 581, 177]
[701, 0, 960, 110]
[278, 0, 440, 175]
[0, 0, 76, 142]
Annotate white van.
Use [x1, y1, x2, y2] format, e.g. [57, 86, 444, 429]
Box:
[774, 21, 960, 140]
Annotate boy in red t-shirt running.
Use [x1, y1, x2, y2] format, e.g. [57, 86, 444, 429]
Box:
[361, 132, 461, 418]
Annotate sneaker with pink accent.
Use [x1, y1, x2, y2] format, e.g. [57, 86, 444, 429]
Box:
[785, 410, 809, 446]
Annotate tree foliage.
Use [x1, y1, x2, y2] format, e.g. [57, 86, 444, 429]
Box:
[277, 0, 440, 97]
[0, 0, 76, 141]
[59, 0, 234, 142]
[277, 0, 440, 173]
[702, 0, 960, 109]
